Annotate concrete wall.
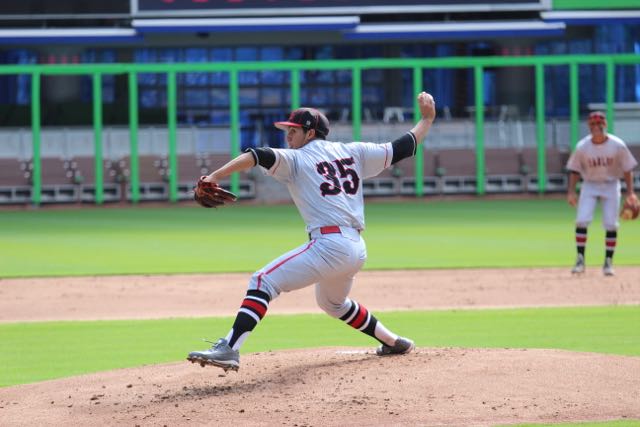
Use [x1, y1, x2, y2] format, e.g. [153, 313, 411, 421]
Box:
[1, 117, 639, 160]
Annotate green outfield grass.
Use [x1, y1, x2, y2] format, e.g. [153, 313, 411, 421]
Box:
[506, 421, 640, 427]
[1, 198, 638, 278]
[2, 199, 639, 426]
[1, 305, 638, 387]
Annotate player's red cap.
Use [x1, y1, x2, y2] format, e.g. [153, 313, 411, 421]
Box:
[588, 111, 607, 124]
[274, 108, 330, 138]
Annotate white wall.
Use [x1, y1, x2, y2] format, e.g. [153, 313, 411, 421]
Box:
[1, 118, 638, 159]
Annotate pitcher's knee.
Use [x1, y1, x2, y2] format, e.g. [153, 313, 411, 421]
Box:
[316, 296, 350, 318]
[248, 272, 279, 301]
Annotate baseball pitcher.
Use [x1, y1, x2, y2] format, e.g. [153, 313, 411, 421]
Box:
[187, 92, 436, 371]
[566, 111, 638, 276]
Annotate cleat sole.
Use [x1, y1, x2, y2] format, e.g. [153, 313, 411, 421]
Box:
[186, 356, 239, 372]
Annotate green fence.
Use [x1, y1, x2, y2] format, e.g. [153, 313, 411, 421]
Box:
[1, 53, 639, 205]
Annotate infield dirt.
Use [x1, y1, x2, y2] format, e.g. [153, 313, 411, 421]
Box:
[1, 267, 639, 426]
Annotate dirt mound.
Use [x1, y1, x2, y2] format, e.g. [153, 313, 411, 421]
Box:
[1, 347, 639, 426]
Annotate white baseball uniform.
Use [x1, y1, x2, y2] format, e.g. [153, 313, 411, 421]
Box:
[566, 134, 638, 230]
[247, 138, 393, 318]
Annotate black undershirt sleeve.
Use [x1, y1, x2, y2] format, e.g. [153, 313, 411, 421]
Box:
[390, 132, 417, 165]
[244, 147, 276, 169]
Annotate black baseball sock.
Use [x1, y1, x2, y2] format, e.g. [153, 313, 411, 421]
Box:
[339, 299, 397, 346]
[225, 290, 270, 351]
[575, 226, 587, 257]
[605, 230, 617, 260]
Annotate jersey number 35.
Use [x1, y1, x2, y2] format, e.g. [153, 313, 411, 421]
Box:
[316, 158, 360, 197]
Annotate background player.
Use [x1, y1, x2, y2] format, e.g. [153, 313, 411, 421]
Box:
[566, 111, 638, 276]
[187, 92, 436, 371]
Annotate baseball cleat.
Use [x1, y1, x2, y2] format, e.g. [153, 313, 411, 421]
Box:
[376, 337, 415, 356]
[187, 338, 240, 372]
[571, 254, 585, 274]
[602, 257, 615, 276]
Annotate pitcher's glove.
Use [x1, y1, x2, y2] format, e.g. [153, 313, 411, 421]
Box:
[193, 176, 237, 208]
[620, 194, 639, 220]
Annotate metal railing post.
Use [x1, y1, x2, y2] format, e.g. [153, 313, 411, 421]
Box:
[92, 72, 104, 204]
[229, 69, 240, 196]
[128, 71, 140, 203]
[30, 72, 41, 205]
[413, 66, 424, 197]
[167, 71, 178, 202]
[535, 63, 546, 194]
[351, 67, 362, 142]
[474, 65, 486, 196]
[290, 69, 300, 110]
[569, 62, 579, 151]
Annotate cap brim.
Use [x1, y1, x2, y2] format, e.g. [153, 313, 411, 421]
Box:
[274, 121, 303, 131]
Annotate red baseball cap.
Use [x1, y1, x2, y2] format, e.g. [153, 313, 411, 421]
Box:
[274, 108, 330, 138]
[588, 111, 607, 125]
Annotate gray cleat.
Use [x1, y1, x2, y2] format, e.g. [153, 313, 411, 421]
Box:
[571, 254, 585, 274]
[603, 257, 615, 276]
[187, 338, 240, 372]
[376, 337, 415, 356]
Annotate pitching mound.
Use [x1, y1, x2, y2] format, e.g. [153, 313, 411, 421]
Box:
[1, 347, 639, 426]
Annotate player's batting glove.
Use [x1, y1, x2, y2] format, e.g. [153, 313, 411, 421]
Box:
[193, 176, 238, 208]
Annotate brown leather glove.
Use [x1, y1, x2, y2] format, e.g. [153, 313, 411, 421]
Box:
[620, 194, 639, 220]
[193, 176, 237, 208]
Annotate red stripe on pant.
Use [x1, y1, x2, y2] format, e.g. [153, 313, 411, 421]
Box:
[257, 240, 316, 290]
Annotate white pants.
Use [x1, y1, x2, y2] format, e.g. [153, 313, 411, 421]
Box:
[576, 180, 621, 231]
[248, 226, 367, 319]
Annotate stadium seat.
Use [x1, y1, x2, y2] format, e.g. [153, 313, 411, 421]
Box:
[521, 146, 569, 193]
[0, 158, 29, 186]
[119, 155, 168, 201]
[39, 157, 78, 203]
[0, 159, 31, 204]
[437, 148, 477, 194]
[69, 156, 122, 202]
[399, 150, 438, 195]
[484, 148, 525, 193]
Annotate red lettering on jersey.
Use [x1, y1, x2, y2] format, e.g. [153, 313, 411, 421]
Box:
[587, 156, 614, 168]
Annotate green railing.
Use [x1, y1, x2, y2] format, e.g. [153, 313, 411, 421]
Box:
[2, 53, 639, 205]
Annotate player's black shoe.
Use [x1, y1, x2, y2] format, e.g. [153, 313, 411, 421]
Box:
[376, 337, 415, 356]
